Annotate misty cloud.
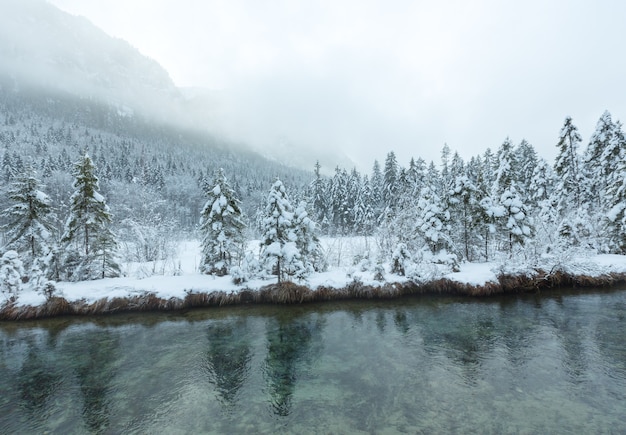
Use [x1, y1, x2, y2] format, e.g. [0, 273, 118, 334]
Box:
[41, 0, 626, 169]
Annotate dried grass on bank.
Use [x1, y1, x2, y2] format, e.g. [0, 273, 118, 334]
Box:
[2, 270, 626, 321]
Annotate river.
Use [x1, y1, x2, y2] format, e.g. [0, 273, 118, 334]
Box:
[1, 289, 625, 434]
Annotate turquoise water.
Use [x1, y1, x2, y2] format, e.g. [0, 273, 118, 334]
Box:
[1, 289, 625, 434]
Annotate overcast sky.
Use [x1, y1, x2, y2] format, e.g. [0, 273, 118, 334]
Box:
[48, 0, 626, 170]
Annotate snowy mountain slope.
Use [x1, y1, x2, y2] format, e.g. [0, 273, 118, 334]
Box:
[0, 0, 356, 171]
[0, 0, 180, 119]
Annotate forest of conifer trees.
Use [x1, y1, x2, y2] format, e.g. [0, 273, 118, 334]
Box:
[2, 98, 626, 295]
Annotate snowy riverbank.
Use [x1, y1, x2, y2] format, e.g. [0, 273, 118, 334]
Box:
[3, 240, 626, 320]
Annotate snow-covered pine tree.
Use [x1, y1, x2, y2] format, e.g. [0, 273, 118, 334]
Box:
[260, 178, 304, 283]
[414, 184, 453, 257]
[199, 168, 246, 276]
[553, 117, 596, 249]
[604, 123, 626, 253]
[598, 119, 625, 209]
[382, 151, 399, 214]
[490, 138, 532, 256]
[352, 175, 374, 235]
[482, 148, 496, 183]
[0, 250, 24, 297]
[61, 153, 119, 280]
[515, 139, 538, 200]
[293, 200, 325, 274]
[406, 157, 426, 198]
[310, 161, 329, 233]
[449, 173, 480, 261]
[478, 195, 501, 261]
[492, 138, 516, 197]
[328, 167, 349, 235]
[583, 111, 614, 208]
[440, 144, 452, 197]
[498, 185, 533, 257]
[370, 160, 384, 223]
[554, 116, 583, 212]
[528, 159, 559, 250]
[0, 166, 55, 265]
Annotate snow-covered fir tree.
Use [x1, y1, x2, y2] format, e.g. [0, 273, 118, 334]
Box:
[498, 185, 533, 257]
[515, 139, 538, 199]
[528, 159, 560, 251]
[604, 123, 626, 253]
[309, 161, 328, 232]
[260, 178, 305, 283]
[61, 153, 120, 280]
[0, 166, 55, 264]
[488, 138, 533, 256]
[449, 173, 481, 261]
[293, 200, 325, 274]
[583, 110, 614, 208]
[0, 250, 24, 297]
[382, 151, 399, 213]
[199, 168, 246, 276]
[554, 116, 583, 212]
[414, 184, 453, 257]
[370, 160, 384, 222]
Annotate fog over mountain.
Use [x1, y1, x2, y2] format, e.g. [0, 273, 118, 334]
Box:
[0, 0, 179, 116]
[0, 0, 352, 171]
[44, 0, 626, 172]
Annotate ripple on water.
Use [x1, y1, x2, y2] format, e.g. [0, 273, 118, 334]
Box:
[1, 290, 626, 433]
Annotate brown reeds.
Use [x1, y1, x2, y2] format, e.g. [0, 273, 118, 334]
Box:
[2, 270, 626, 321]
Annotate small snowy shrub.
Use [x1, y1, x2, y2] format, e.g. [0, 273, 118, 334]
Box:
[232, 251, 260, 284]
[1, 251, 25, 296]
[28, 258, 56, 299]
[230, 266, 247, 284]
[353, 252, 373, 272]
[373, 263, 385, 281]
[391, 243, 412, 276]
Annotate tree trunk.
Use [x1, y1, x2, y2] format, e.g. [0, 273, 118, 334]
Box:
[85, 226, 89, 256]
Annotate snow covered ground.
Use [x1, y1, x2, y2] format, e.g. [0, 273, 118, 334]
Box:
[4, 238, 626, 309]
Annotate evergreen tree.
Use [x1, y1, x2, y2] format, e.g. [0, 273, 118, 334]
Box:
[583, 110, 614, 208]
[439, 144, 453, 199]
[493, 138, 516, 197]
[492, 139, 533, 256]
[382, 151, 399, 213]
[260, 178, 304, 283]
[554, 116, 583, 212]
[498, 185, 533, 257]
[604, 123, 626, 253]
[0, 166, 55, 263]
[310, 161, 328, 232]
[370, 160, 384, 222]
[329, 167, 350, 235]
[0, 250, 24, 296]
[61, 153, 119, 280]
[481, 148, 496, 189]
[515, 139, 538, 199]
[449, 173, 480, 261]
[406, 157, 426, 198]
[199, 168, 246, 276]
[529, 159, 560, 250]
[353, 175, 375, 234]
[414, 184, 452, 255]
[293, 200, 325, 274]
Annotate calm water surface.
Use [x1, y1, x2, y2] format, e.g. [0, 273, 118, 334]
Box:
[1, 289, 625, 434]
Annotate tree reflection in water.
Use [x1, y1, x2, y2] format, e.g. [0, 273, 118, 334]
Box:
[263, 312, 324, 416]
[202, 318, 252, 407]
[65, 329, 119, 433]
[14, 334, 63, 432]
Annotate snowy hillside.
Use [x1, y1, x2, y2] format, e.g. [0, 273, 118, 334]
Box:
[0, 0, 179, 118]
